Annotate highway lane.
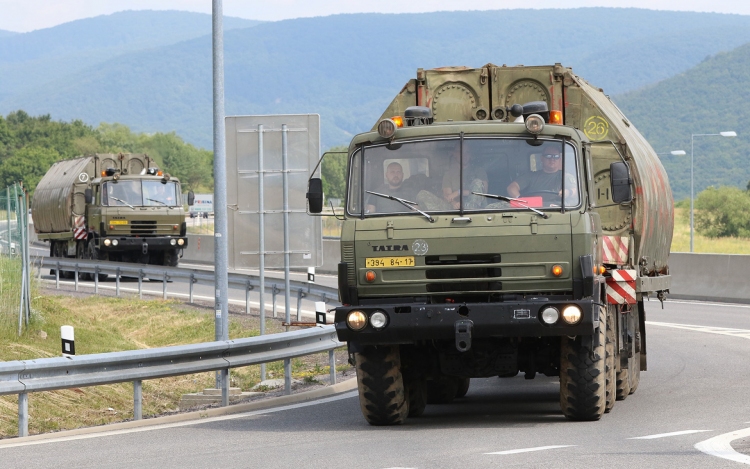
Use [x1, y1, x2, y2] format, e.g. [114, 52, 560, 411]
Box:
[3, 299, 750, 468]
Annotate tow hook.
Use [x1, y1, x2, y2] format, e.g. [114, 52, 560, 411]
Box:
[455, 319, 473, 352]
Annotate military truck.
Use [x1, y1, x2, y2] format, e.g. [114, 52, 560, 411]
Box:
[307, 63, 673, 424]
[33, 153, 193, 274]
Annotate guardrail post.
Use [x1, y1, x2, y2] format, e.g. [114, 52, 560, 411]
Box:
[94, 266, 99, 294]
[221, 369, 229, 407]
[163, 272, 168, 300]
[329, 349, 336, 385]
[18, 392, 28, 437]
[284, 359, 291, 395]
[272, 285, 278, 318]
[116, 267, 121, 297]
[133, 380, 142, 420]
[245, 280, 251, 315]
[138, 269, 143, 299]
[55, 261, 60, 289]
[74, 263, 79, 292]
[189, 273, 195, 303]
[296, 289, 305, 321]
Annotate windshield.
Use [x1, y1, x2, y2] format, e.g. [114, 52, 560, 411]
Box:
[102, 180, 180, 207]
[348, 137, 580, 216]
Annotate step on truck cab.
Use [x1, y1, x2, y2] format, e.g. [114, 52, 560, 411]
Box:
[307, 63, 673, 424]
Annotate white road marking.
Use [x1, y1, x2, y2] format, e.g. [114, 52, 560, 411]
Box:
[629, 430, 713, 439]
[0, 390, 358, 449]
[663, 299, 750, 310]
[695, 427, 750, 465]
[485, 445, 575, 455]
[646, 321, 750, 340]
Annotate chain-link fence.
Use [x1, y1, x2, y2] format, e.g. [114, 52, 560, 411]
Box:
[0, 183, 31, 336]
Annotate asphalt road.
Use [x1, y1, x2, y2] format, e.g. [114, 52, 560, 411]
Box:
[3, 299, 750, 468]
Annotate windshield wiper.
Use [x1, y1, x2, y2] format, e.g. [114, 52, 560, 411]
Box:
[472, 191, 549, 219]
[109, 196, 135, 209]
[146, 198, 168, 206]
[366, 191, 434, 222]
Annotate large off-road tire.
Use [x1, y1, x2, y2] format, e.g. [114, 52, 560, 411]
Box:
[354, 346, 408, 426]
[86, 241, 108, 281]
[54, 241, 74, 279]
[164, 248, 179, 267]
[605, 304, 616, 413]
[76, 240, 92, 281]
[406, 379, 427, 418]
[426, 377, 459, 404]
[455, 377, 471, 398]
[559, 325, 606, 421]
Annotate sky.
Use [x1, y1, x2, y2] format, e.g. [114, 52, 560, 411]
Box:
[1, 0, 750, 33]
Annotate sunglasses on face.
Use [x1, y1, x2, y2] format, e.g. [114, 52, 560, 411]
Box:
[543, 154, 562, 159]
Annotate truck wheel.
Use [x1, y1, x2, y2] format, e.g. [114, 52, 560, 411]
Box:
[164, 249, 179, 267]
[426, 377, 459, 404]
[76, 241, 92, 281]
[354, 346, 408, 426]
[406, 379, 427, 417]
[559, 325, 606, 421]
[455, 377, 471, 398]
[55, 241, 73, 279]
[86, 241, 108, 281]
[605, 304, 616, 413]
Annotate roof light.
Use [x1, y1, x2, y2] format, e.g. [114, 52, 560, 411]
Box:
[391, 116, 404, 128]
[525, 114, 545, 134]
[549, 110, 563, 125]
[377, 118, 398, 139]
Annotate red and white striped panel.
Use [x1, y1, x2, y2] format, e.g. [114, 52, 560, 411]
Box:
[606, 269, 637, 305]
[73, 216, 86, 240]
[602, 235, 628, 265]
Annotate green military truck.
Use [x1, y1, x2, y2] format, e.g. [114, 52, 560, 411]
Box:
[307, 63, 672, 424]
[33, 153, 193, 273]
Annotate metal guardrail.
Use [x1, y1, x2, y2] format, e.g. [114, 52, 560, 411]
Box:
[1, 326, 342, 438]
[32, 256, 340, 319]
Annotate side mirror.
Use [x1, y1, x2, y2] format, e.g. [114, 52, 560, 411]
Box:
[84, 188, 93, 204]
[187, 191, 195, 206]
[306, 178, 324, 214]
[610, 162, 632, 203]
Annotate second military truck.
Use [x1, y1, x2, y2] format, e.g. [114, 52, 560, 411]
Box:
[33, 153, 192, 272]
[307, 63, 673, 424]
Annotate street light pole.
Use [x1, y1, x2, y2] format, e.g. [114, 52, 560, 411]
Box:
[689, 131, 737, 252]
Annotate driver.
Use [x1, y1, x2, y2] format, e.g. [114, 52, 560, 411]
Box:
[506, 144, 576, 201]
[366, 162, 413, 213]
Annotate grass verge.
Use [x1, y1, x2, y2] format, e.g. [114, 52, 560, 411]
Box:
[672, 207, 750, 254]
[0, 292, 349, 438]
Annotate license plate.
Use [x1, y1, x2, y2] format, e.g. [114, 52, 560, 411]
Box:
[109, 220, 128, 225]
[365, 256, 415, 268]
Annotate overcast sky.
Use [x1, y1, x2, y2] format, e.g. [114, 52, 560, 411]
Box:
[2, 0, 750, 33]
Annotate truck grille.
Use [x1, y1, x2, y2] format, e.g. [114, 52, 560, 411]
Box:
[424, 254, 502, 292]
[130, 220, 157, 235]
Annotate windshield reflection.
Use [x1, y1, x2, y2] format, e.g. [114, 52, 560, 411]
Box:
[102, 180, 179, 207]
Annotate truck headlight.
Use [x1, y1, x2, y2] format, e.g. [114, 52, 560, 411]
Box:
[170, 239, 177, 246]
[540, 306, 559, 325]
[370, 311, 388, 329]
[562, 305, 582, 325]
[103, 238, 111, 246]
[177, 238, 185, 246]
[112, 239, 119, 246]
[525, 114, 545, 134]
[346, 310, 368, 331]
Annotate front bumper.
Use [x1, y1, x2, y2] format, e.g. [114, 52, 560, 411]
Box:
[99, 237, 188, 251]
[334, 298, 597, 345]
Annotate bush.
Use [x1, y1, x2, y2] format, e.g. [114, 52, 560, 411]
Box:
[694, 186, 750, 238]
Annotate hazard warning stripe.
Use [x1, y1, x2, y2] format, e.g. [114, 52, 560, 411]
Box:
[602, 236, 628, 265]
[606, 269, 637, 305]
[610, 269, 636, 282]
[74, 228, 87, 240]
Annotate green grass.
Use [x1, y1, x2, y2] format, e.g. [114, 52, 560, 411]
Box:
[671, 207, 750, 254]
[0, 287, 349, 437]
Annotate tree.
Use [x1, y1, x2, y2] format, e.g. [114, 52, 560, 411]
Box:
[320, 146, 348, 203]
[694, 186, 750, 238]
[0, 146, 61, 194]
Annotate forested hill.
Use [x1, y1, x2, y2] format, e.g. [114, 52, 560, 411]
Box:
[614, 43, 750, 200]
[4, 8, 750, 152]
[0, 10, 261, 102]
